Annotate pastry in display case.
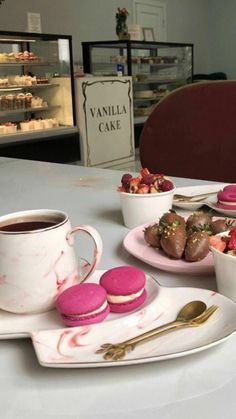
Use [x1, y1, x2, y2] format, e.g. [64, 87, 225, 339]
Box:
[82, 40, 193, 124]
[0, 30, 77, 142]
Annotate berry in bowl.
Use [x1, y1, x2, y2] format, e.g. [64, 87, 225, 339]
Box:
[209, 227, 236, 301]
[118, 168, 175, 229]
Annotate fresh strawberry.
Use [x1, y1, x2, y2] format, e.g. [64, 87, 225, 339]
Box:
[208, 235, 226, 252]
[228, 228, 236, 250]
[129, 177, 140, 193]
[129, 177, 140, 186]
[140, 168, 150, 178]
[137, 184, 149, 194]
[118, 168, 173, 195]
[154, 173, 164, 179]
[117, 185, 126, 192]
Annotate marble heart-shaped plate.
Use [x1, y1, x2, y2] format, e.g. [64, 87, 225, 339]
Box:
[0, 268, 236, 368]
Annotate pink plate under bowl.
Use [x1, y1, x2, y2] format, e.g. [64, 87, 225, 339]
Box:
[123, 223, 214, 275]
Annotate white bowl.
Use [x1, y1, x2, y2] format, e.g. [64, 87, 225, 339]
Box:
[210, 231, 236, 301]
[119, 188, 174, 229]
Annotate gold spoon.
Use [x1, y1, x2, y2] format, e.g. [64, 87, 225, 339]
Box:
[96, 301, 218, 361]
[174, 191, 219, 202]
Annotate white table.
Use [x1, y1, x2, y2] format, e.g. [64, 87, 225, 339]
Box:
[0, 157, 235, 419]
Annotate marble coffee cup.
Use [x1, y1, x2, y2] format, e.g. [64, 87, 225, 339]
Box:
[0, 209, 102, 314]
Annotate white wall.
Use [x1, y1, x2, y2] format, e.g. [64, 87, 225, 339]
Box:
[0, 0, 134, 63]
[164, 0, 210, 73]
[0, 0, 232, 76]
[207, 0, 236, 78]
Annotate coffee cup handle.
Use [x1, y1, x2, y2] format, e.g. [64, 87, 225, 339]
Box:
[66, 224, 103, 283]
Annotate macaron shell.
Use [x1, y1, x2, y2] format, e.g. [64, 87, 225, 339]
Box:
[56, 283, 107, 315]
[216, 202, 236, 210]
[222, 185, 236, 193]
[59, 304, 110, 326]
[217, 185, 236, 203]
[109, 289, 147, 313]
[100, 266, 146, 295]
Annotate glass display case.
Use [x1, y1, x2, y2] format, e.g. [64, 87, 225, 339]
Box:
[82, 40, 193, 124]
[0, 30, 77, 144]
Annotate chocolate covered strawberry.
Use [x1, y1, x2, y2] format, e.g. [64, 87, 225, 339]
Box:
[185, 231, 209, 262]
[144, 223, 162, 248]
[159, 211, 186, 228]
[160, 221, 187, 259]
[186, 211, 212, 233]
[211, 218, 235, 235]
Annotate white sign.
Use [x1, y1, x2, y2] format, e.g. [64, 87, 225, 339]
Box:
[75, 77, 135, 168]
[27, 12, 42, 33]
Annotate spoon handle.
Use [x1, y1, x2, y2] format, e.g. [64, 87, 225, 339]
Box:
[127, 322, 188, 348]
[119, 319, 182, 346]
[174, 190, 218, 201]
[123, 306, 218, 350]
[96, 322, 189, 361]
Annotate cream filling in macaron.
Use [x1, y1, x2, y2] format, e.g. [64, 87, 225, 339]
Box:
[107, 288, 144, 304]
[65, 300, 108, 319]
[219, 200, 236, 206]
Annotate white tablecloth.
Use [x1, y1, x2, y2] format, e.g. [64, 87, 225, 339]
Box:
[0, 157, 234, 419]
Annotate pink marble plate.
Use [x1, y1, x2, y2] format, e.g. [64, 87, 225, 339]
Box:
[0, 270, 236, 368]
[0, 268, 159, 339]
[31, 281, 236, 367]
[123, 224, 214, 275]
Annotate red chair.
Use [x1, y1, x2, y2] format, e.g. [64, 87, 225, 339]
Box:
[139, 81, 236, 182]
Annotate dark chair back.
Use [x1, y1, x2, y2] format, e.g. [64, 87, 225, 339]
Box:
[139, 81, 236, 182]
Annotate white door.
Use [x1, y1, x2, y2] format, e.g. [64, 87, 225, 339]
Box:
[133, 0, 167, 41]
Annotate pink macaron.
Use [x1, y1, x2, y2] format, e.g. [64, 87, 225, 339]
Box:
[99, 266, 147, 313]
[216, 184, 236, 210]
[56, 283, 110, 326]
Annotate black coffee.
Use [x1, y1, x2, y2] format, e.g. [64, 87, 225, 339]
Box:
[0, 220, 57, 232]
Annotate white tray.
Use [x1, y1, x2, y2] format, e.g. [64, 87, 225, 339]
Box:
[0, 270, 236, 368]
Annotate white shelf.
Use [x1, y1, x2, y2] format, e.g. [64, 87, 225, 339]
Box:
[0, 61, 52, 66]
[0, 105, 60, 117]
[0, 83, 59, 91]
[0, 126, 79, 146]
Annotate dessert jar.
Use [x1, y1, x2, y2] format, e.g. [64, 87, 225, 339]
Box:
[210, 231, 236, 302]
[33, 119, 44, 130]
[20, 121, 31, 131]
[0, 125, 5, 135]
[4, 123, 17, 134]
[120, 188, 175, 229]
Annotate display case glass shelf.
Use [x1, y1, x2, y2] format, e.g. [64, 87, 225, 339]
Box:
[0, 31, 76, 142]
[82, 40, 193, 124]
